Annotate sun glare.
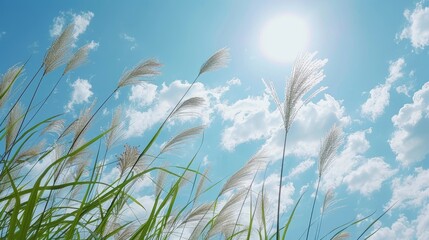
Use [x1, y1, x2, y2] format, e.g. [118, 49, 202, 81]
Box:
[260, 14, 309, 63]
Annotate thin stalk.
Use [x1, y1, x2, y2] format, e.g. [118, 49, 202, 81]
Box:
[2, 71, 46, 168]
[231, 171, 259, 237]
[22, 73, 65, 131]
[276, 130, 288, 240]
[315, 209, 324, 240]
[35, 88, 118, 238]
[0, 58, 37, 127]
[95, 76, 200, 236]
[306, 177, 321, 240]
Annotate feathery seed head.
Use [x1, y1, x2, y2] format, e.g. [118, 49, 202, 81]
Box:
[156, 169, 167, 196]
[274, 52, 328, 131]
[6, 102, 23, 150]
[16, 140, 45, 163]
[106, 107, 123, 149]
[208, 190, 247, 238]
[332, 232, 350, 240]
[0, 65, 24, 108]
[117, 145, 139, 177]
[63, 43, 92, 74]
[171, 97, 206, 120]
[199, 47, 230, 76]
[184, 202, 214, 224]
[220, 151, 268, 195]
[117, 59, 161, 88]
[322, 188, 336, 213]
[44, 23, 75, 74]
[160, 125, 205, 154]
[195, 168, 210, 200]
[318, 124, 343, 177]
[42, 119, 65, 136]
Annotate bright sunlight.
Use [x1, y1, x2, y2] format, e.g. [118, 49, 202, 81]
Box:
[260, 14, 309, 63]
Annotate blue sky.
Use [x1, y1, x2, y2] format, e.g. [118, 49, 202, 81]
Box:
[1, 0, 429, 239]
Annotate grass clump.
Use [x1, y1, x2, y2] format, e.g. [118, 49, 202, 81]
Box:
[0, 22, 390, 240]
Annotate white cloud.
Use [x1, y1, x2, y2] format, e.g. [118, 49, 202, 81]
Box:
[120, 33, 135, 42]
[129, 83, 158, 107]
[202, 155, 210, 166]
[87, 40, 99, 50]
[227, 78, 241, 86]
[49, 11, 94, 42]
[66, 78, 93, 112]
[125, 80, 226, 138]
[416, 205, 429, 240]
[372, 215, 415, 240]
[253, 173, 295, 218]
[373, 206, 429, 240]
[387, 167, 429, 210]
[396, 84, 412, 96]
[71, 11, 94, 40]
[50, 15, 65, 37]
[361, 58, 405, 121]
[389, 81, 429, 165]
[218, 94, 279, 151]
[400, 2, 429, 49]
[343, 157, 396, 196]
[321, 128, 392, 192]
[218, 81, 351, 156]
[287, 159, 314, 179]
[256, 94, 350, 160]
[120, 33, 137, 50]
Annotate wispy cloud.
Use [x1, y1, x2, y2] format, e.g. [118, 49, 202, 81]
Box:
[0, 31, 6, 39]
[361, 58, 405, 121]
[120, 33, 137, 50]
[287, 159, 314, 178]
[343, 157, 396, 196]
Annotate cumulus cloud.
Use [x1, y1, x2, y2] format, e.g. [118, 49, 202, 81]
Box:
[373, 206, 429, 240]
[372, 215, 416, 240]
[66, 78, 93, 112]
[129, 83, 158, 107]
[387, 167, 429, 210]
[321, 129, 371, 190]
[49, 11, 94, 42]
[321, 128, 395, 196]
[218, 94, 279, 151]
[125, 80, 230, 138]
[258, 94, 350, 160]
[218, 80, 351, 157]
[399, 2, 429, 49]
[389, 81, 429, 165]
[361, 58, 405, 121]
[343, 157, 396, 196]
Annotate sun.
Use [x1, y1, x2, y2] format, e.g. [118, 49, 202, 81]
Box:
[260, 14, 309, 63]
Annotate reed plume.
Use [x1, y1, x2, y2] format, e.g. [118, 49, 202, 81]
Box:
[306, 124, 343, 240]
[44, 24, 75, 75]
[264, 52, 328, 240]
